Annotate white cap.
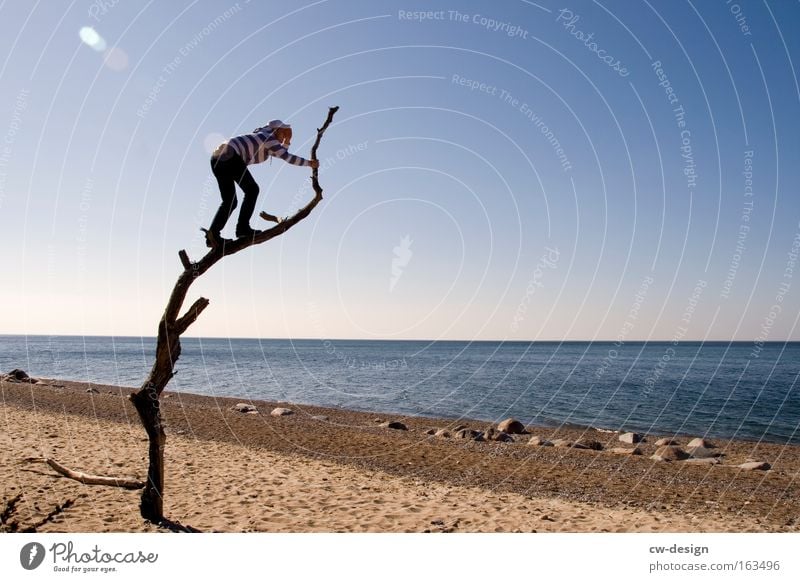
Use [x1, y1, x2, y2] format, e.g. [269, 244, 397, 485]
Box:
[267, 119, 291, 129]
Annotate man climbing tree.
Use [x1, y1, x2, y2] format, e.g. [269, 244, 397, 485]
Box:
[206, 119, 320, 247]
[31, 107, 339, 529]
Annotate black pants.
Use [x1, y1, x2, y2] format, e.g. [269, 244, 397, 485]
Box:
[208, 150, 259, 235]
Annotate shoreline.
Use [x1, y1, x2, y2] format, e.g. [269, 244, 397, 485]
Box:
[2, 377, 799, 532]
[3, 337, 798, 447]
[20, 375, 799, 448]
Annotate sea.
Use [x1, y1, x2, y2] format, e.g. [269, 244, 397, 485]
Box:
[1, 335, 798, 445]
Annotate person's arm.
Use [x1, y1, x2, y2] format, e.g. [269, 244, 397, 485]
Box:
[266, 140, 315, 167]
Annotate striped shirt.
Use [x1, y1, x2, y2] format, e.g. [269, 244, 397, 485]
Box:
[225, 129, 311, 167]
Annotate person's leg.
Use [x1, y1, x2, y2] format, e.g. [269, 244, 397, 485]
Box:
[234, 166, 261, 236]
[208, 157, 238, 235]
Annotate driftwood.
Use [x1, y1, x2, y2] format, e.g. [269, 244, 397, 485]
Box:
[126, 107, 340, 524]
[22, 457, 144, 489]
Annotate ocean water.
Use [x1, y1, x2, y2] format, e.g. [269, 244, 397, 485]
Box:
[1, 335, 798, 445]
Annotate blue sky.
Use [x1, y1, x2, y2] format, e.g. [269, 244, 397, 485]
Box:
[1, 0, 799, 341]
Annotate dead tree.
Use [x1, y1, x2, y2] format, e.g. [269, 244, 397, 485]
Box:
[128, 106, 339, 524]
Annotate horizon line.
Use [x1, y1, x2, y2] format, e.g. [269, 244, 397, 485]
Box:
[1, 333, 798, 344]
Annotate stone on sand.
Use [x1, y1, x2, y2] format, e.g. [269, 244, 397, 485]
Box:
[497, 418, 525, 434]
[619, 432, 643, 444]
[271, 407, 294, 417]
[552, 439, 574, 448]
[2, 369, 37, 383]
[687, 446, 722, 459]
[484, 427, 514, 442]
[454, 428, 482, 440]
[527, 436, 553, 447]
[552, 439, 592, 449]
[578, 439, 603, 451]
[380, 421, 408, 430]
[655, 438, 680, 446]
[233, 403, 258, 414]
[688, 438, 715, 448]
[651, 445, 690, 462]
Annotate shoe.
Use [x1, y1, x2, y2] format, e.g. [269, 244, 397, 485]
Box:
[235, 226, 261, 239]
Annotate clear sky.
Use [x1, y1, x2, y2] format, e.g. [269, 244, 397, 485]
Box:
[1, 0, 799, 341]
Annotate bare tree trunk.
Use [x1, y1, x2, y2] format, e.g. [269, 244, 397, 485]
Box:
[130, 107, 339, 524]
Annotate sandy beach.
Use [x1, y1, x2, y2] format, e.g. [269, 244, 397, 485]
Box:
[1, 376, 798, 533]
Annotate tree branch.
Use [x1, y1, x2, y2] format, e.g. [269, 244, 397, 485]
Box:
[23, 457, 145, 490]
[178, 250, 192, 270]
[175, 297, 210, 334]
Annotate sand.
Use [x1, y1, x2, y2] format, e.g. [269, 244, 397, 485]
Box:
[1, 378, 798, 533]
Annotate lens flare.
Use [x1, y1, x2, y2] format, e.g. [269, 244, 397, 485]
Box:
[104, 47, 129, 71]
[79, 26, 107, 51]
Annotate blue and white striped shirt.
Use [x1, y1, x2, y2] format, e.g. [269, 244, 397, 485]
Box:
[225, 129, 311, 167]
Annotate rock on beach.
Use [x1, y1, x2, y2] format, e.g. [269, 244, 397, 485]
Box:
[484, 427, 514, 442]
[233, 403, 258, 414]
[527, 436, 553, 447]
[687, 438, 715, 449]
[497, 418, 526, 434]
[380, 421, 408, 431]
[655, 438, 680, 447]
[651, 446, 690, 462]
[619, 432, 643, 444]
